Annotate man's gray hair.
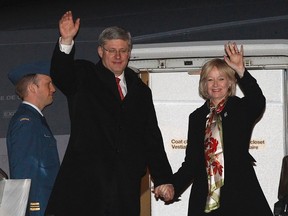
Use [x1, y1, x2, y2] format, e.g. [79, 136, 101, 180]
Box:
[98, 26, 132, 50]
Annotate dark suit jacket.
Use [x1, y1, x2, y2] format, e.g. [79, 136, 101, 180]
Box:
[45, 43, 172, 216]
[7, 103, 60, 216]
[173, 71, 273, 216]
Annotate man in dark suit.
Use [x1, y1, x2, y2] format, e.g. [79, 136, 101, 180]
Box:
[45, 11, 174, 216]
[6, 61, 60, 216]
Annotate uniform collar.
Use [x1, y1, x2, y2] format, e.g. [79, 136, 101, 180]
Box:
[22, 101, 43, 116]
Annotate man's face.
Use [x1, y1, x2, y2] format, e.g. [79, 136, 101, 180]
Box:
[98, 39, 131, 76]
[34, 74, 56, 110]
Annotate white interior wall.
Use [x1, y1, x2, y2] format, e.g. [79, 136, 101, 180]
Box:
[149, 69, 285, 216]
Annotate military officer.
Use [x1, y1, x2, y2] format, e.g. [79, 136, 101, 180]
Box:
[6, 61, 60, 216]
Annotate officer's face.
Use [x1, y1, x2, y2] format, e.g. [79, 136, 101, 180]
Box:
[34, 74, 56, 110]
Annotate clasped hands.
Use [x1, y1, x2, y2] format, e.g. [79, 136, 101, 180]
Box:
[153, 184, 175, 203]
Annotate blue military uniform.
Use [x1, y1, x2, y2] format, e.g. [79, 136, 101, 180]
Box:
[7, 103, 60, 216]
[6, 61, 60, 216]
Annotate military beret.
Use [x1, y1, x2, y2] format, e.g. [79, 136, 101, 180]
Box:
[8, 61, 51, 85]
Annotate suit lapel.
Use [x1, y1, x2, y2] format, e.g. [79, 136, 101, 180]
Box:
[95, 61, 123, 101]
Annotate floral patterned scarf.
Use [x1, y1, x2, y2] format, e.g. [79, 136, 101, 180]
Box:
[204, 98, 226, 213]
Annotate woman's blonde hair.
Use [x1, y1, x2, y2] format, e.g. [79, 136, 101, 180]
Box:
[199, 58, 237, 100]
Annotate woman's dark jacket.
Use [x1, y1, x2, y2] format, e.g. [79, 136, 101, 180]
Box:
[172, 70, 273, 216]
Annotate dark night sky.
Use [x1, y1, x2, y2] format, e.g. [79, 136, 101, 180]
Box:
[0, 0, 287, 43]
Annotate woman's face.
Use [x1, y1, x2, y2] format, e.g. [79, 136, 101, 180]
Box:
[206, 66, 232, 105]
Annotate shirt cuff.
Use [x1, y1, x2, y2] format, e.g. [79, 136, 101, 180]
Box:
[58, 37, 74, 54]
